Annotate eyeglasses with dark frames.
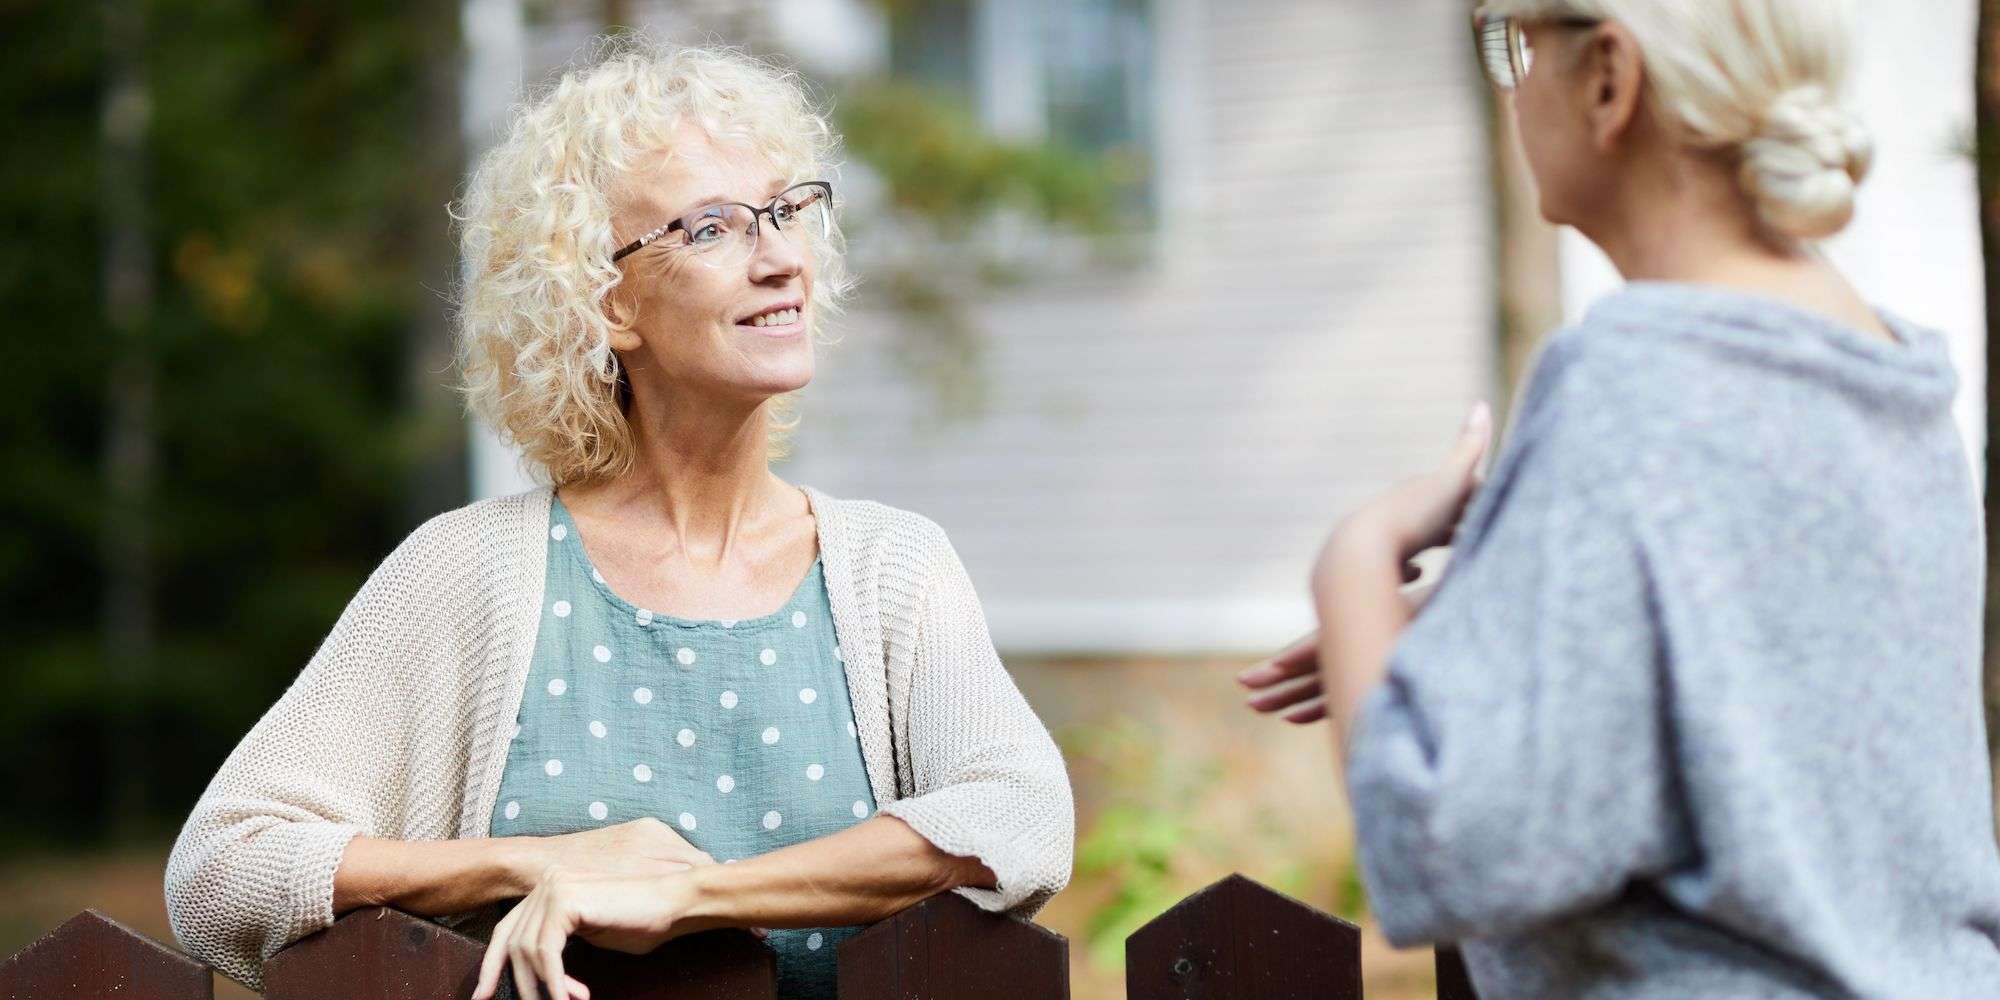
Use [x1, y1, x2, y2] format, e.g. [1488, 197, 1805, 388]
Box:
[611, 181, 835, 267]
[1473, 11, 1603, 91]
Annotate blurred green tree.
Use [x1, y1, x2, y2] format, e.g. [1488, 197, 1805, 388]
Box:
[0, 0, 460, 848]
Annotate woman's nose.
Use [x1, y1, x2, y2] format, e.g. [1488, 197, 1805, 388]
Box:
[747, 217, 807, 281]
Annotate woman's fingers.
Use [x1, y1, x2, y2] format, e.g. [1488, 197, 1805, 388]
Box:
[1451, 402, 1494, 479]
[563, 976, 592, 1000]
[1282, 697, 1328, 724]
[524, 880, 582, 1000]
[1238, 631, 1319, 688]
[510, 894, 548, 1000]
[1246, 674, 1323, 713]
[536, 929, 570, 1000]
[473, 904, 521, 999]
[511, 949, 542, 1000]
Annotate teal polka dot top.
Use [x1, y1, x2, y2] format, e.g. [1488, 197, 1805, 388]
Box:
[491, 496, 877, 999]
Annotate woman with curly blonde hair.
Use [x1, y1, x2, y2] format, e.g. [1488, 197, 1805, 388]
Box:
[165, 41, 1072, 1000]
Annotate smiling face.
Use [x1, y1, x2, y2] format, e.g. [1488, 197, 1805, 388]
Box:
[605, 125, 817, 412]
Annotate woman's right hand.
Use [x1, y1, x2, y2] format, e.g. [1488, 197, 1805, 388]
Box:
[1238, 571, 1444, 725]
[529, 817, 715, 881]
[1238, 630, 1329, 723]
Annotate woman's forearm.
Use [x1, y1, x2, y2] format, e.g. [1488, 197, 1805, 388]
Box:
[675, 815, 997, 931]
[1315, 518, 1419, 754]
[333, 835, 550, 916]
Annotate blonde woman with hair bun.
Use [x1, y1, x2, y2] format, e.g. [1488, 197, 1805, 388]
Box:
[1243, 1, 2000, 996]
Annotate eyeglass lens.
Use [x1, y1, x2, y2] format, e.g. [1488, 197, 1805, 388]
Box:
[681, 185, 832, 267]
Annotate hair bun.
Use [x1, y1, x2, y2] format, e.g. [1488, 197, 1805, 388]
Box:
[1738, 84, 1874, 241]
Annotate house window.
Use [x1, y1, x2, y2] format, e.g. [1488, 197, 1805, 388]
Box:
[889, 0, 1154, 220]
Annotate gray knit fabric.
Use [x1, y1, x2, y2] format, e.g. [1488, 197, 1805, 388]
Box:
[1347, 282, 2000, 998]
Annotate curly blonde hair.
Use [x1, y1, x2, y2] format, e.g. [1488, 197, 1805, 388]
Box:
[453, 37, 848, 488]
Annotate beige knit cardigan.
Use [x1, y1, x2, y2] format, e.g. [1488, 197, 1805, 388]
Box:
[163, 486, 1075, 990]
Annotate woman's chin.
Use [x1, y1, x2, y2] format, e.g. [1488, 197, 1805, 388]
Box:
[736, 361, 814, 399]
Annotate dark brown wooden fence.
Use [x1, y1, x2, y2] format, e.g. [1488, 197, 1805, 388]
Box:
[0, 874, 1479, 999]
[0, 910, 212, 1000]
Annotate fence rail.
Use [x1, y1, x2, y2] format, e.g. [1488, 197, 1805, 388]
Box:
[0, 874, 1477, 999]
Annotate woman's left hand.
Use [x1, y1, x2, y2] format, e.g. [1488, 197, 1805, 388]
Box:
[471, 865, 698, 1000]
[1313, 402, 1493, 593]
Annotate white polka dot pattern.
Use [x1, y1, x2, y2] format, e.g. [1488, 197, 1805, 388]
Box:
[162, 488, 1073, 994]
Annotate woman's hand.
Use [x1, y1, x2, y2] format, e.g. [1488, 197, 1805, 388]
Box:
[1246, 404, 1492, 744]
[1239, 579, 1439, 725]
[1318, 402, 1493, 582]
[1242, 404, 1492, 728]
[1238, 630, 1330, 723]
[471, 866, 701, 1000]
[468, 818, 715, 999]
[537, 817, 714, 879]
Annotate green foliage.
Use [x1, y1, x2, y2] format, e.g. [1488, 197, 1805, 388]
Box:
[831, 80, 1135, 423]
[1064, 719, 1224, 969]
[0, 0, 452, 847]
[837, 79, 1121, 235]
[1064, 717, 1374, 966]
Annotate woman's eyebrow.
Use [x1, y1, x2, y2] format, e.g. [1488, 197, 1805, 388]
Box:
[666, 181, 787, 219]
[669, 193, 730, 218]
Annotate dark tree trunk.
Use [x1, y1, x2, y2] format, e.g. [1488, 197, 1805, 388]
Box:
[1483, 89, 1562, 414]
[1980, 0, 2000, 823]
[404, 0, 469, 525]
[99, 0, 155, 839]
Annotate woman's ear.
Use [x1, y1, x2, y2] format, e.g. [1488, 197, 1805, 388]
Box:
[603, 283, 645, 351]
[1582, 22, 1647, 153]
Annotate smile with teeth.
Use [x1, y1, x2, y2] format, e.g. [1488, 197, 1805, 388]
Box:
[744, 306, 801, 328]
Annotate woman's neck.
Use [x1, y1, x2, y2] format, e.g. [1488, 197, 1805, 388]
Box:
[562, 389, 798, 564]
[1577, 153, 1888, 339]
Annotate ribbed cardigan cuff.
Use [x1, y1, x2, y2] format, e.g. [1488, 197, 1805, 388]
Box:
[266, 821, 366, 961]
[878, 793, 1056, 917]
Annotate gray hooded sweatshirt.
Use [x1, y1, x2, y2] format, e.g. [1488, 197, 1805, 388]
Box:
[1347, 282, 2000, 998]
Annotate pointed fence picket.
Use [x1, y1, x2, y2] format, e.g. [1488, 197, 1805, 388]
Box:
[0, 875, 1477, 998]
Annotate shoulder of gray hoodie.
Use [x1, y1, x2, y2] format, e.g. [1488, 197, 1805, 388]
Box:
[1345, 281, 2000, 999]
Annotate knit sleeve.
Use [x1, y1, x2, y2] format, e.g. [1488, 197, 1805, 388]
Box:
[163, 516, 479, 990]
[874, 521, 1075, 918]
[1343, 385, 1696, 947]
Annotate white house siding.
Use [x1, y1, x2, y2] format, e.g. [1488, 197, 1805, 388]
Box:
[784, 0, 1497, 654]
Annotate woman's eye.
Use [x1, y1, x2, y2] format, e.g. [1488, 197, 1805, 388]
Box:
[773, 204, 796, 224]
[690, 222, 726, 243]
